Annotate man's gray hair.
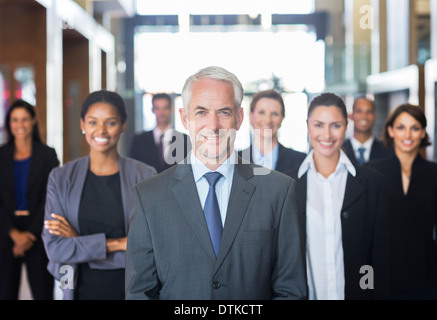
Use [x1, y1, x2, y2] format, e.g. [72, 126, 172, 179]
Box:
[181, 66, 244, 110]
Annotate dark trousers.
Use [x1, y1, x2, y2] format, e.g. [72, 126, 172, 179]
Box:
[0, 240, 54, 300]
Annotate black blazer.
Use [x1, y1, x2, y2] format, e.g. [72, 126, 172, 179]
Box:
[0, 141, 59, 250]
[239, 143, 306, 174]
[129, 130, 191, 173]
[285, 163, 390, 300]
[342, 138, 393, 165]
[366, 154, 437, 293]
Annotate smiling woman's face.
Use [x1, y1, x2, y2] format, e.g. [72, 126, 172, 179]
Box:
[388, 111, 426, 155]
[80, 102, 126, 154]
[250, 97, 284, 142]
[9, 107, 35, 141]
[307, 105, 347, 160]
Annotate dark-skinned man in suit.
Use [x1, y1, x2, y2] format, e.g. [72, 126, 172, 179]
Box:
[342, 97, 393, 165]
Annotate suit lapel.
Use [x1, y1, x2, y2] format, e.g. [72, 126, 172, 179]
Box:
[68, 157, 90, 233]
[214, 162, 255, 274]
[26, 142, 41, 192]
[341, 169, 364, 211]
[295, 172, 307, 241]
[275, 143, 286, 171]
[172, 164, 217, 263]
[296, 172, 307, 216]
[369, 139, 378, 160]
[342, 140, 357, 164]
[2, 145, 16, 205]
[248, 145, 254, 163]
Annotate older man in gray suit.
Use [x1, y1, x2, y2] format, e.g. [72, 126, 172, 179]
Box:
[125, 66, 307, 300]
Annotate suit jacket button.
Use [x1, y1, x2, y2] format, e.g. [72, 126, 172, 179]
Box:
[342, 211, 349, 219]
[212, 281, 221, 289]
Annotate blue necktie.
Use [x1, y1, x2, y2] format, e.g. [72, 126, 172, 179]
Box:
[358, 147, 366, 165]
[203, 172, 223, 258]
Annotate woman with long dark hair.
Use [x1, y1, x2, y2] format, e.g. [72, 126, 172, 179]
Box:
[367, 103, 437, 299]
[0, 99, 59, 299]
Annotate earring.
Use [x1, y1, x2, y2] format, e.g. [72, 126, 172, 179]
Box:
[82, 130, 85, 135]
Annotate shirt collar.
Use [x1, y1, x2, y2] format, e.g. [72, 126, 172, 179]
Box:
[298, 149, 356, 179]
[153, 126, 172, 140]
[190, 151, 235, 184]
[350, 135, 374, 150]
[252, 144, 279, 163]
[252, 143, 278, 157]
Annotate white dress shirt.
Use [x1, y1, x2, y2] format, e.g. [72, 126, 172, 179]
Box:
[153, 126, 173, 160]
[190, 151, 235, 227]
[350, 136, 374, 163]
[298, 149, 356, 300]
[252, 144, 279, 170]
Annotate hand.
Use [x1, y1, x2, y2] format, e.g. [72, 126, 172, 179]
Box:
[9, 229, 36, 258]
[44, 213, 79, 237]
[9, 228, 36, 248]
[12, 244, 27, 258]
[106, 237, 127, 252]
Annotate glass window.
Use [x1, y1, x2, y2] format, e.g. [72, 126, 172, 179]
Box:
[135, 28, 323, 153]
[14, 66, 36, 105]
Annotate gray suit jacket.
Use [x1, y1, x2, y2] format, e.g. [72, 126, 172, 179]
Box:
[42, 155, 156, 300]
[125, 159, 307, 300]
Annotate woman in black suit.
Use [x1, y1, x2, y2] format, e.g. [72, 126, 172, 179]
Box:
[366, 103, 437, 299]
[0, 99, 59, 299]
[239, 89, 306, 173]
[285, 93, 389, 300]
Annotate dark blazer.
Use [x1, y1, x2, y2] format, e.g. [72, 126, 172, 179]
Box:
[125, 158, 307, 300]
[129, 129, 191, 173]
[238, 143, 306, 174]
[366, 154, 437, 294]
[342, 138, 393, 165]
[0, 141, 59, 250]
[285, 161, 390, 300]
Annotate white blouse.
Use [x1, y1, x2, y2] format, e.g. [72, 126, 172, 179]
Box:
[298, 150, 356, 300]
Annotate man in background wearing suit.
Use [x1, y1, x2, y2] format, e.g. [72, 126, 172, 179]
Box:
[125, 66, 307, 300]
[129, 93, 191, 173]
[342, 97, 393, 165]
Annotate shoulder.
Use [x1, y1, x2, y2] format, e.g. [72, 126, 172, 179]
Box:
[0, 142, 13, 154]
[365, 155, 395, 172]
[283, 165, 299, 179]
[279, 144, 306, 159]
[50, 156, 87, 179]
[238, 146, 251, 160]
[247, 162, 294, 186]
[372, 138, 385, 147]
[342, 139, 352, 147]
[34, 142, 58, 157]
[135, 164, 177, 191]
[416, 156, 437, 173]
[356, 165, 385, 183]
[132, 130, 153, 140]
[372, 139, 394, 157]
[120, 156, 157, 177]
[172, 129, 187, 136]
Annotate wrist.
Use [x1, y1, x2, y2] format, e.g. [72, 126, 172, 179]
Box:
[106, 238, 118, 252]
[9, 228, 19, 240]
